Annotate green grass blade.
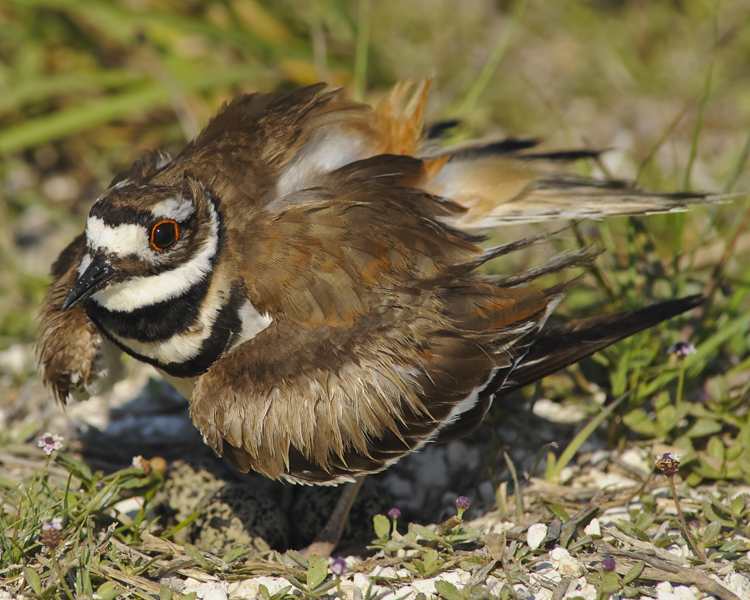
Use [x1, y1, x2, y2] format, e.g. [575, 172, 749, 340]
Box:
[459, 0, 529, 117]
[548, 392, 631, 482]
[0, 65, 261, 154]
[353, 0, 371, 102]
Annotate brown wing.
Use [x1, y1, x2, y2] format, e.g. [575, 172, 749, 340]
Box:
[36, 235, 123, 403]
[188, 156, 596, 483]
[142, 82, 710, 229]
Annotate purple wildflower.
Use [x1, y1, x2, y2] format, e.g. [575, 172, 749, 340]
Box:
[388, 507, 401, 520]
[41, 517, 63, 549]
[329, 557, 347, 576]
[668, 341, 696, 360]
[655, 453, 682, 477]
[456, 495, 470, 519]
[601, 557, 616, 572]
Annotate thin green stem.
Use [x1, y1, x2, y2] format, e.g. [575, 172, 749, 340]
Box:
[459, 0, 528, 116]
[353, 0, 371, 102]
[504, 451, 524, 521]
[675, 360, 686, 410]
[666, 475, 707, 563]
[52, 555, 75, 600]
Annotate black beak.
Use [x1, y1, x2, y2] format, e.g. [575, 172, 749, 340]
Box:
[62, 254, 117, 311]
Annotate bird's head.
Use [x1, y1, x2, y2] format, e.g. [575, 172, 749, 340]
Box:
[62, 178, 220, 313]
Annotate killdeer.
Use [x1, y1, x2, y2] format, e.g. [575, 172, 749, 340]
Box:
[37, 82, 705, 552]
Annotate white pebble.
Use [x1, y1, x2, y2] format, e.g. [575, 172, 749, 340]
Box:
[548, 547, 585, 577]
[526, 523, 548, 550]
[583, 518, 601, 536]
[228, 576, 289, 599]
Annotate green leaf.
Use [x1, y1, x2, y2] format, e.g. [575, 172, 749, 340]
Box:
[719, 538, 745, 552]
[622, 560, 644, 585]
[97, 581, 125, 600]
[410, 523, 443, 543]
[695, 458, 723, 480]
[703, 504, 733, 527]
[159, 585, 173, 600]
[307, 556, 329, 590]
[634, 511, 654, 531]
[435, 580, 464, 600]
[184, 544, 209, 568]
[548, 505, 570, 521]
[56, 453, 93, 482]
[223, 545, 250, 564]
[707, 436, 725, 461]
[423, 548, 440, 570]
[24, 567, 42, 595]
[600, 570, 622, 593]
[286, 550, 309, 569]
[686, 418, 723, 438]
[374, 514, 391, 540]
[622, 408, 657, 436]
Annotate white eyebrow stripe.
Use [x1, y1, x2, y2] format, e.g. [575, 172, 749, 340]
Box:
[152, 197, 194, 221]
[86, 217, 150, 258]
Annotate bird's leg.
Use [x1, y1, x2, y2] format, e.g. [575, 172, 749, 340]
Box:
[303, 476, 366, 558]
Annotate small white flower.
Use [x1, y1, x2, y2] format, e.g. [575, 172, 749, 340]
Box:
[37, 432, 64, 456]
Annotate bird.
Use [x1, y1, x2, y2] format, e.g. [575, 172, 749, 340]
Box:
[37, 81, 705, 554]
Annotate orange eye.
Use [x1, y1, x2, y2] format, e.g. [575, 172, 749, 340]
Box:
[151, 220, 179, 251]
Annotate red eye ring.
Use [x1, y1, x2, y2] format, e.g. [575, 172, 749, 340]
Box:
[150, 220, 179, 251]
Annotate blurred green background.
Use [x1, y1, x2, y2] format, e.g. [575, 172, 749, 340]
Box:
[1, 0, 749, 393]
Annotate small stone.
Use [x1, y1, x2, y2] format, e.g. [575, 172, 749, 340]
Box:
[548, 547, 585, 577]
[228, 576, 291, 599]
[200, 583, 229, 600]
[183, 577, 229, 600]
[411, 579, 437, 595]
[723, 573, 750, 598]
[656, 581, 674, 600]
[672, 585, 697, 600]
[620, 447, 651, 474]
[371, 566, 398, 579]
[491, 521, 515, 534]
[352, 573, 371, 591]
[526, 523, 548, 549]
[583, 518, 601, 536]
